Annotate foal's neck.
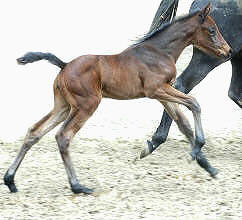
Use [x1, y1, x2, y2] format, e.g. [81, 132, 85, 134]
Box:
[148, 16, 199, 62]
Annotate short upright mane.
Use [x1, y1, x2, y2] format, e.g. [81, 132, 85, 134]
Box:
[135, 10, 200, 45]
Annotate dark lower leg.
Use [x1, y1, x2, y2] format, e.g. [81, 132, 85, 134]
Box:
[187, 99, 218, 177]
[152, 111, 172, 147]
[195, 152, 218, 177]
[140, 111, 172, 159]
[55, 132, 93, 194]
[172, 107, 217, 176]
[4, 131, 40, 192]
[141, 78, 188, 159]
[229, 57, 242, 108]
[56, 134, 94, 194]
[163, 102, 217, 177]
[174, 105, 218, 177]
[146, 51, 223, 156]
[4, 109, 68, 193]
[55, 107, 99, 194]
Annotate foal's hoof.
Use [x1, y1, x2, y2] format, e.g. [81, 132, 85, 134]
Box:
[140, 140, 154, 159]
[190, 147, 201, 160]
[208, 167, 218, 178]
[7, 184, 18, 193]
[71, 183, 94, 194]
[4, 174, 18, 193]
[194, 152, 218, 177]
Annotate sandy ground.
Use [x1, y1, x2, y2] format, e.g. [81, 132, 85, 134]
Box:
[0, 1, 241, 219]
[0, 45, 241, 220]
[0, 116, 241, 220]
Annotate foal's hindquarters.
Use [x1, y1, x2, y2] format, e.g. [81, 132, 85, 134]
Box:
[4, 56, 103, 194]
[3, 76, 71, 192]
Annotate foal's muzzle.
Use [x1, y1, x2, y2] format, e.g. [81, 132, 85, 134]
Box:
[225, 48, 233, 59]
[223, 48, 233, 61]
[221, 44, 233, 59]
[228, 48, 233, 58]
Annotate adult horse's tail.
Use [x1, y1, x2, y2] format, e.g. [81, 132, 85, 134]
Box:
[17, 52, 67, 69]
[149, 0, 179, 32]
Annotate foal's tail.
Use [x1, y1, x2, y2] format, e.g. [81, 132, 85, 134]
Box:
[17, 52, 67, 69]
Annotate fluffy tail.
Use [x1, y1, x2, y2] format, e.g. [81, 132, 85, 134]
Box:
[17, 52, 67, 69]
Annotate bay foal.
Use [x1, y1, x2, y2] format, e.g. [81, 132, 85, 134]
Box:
[4, 4, 231, 194]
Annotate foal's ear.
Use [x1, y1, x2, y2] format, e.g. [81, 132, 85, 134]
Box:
[199, 3, 211, 23]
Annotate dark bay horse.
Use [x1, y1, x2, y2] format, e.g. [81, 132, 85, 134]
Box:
[141, 0, 242, 159]
[4, 4, 231, 194]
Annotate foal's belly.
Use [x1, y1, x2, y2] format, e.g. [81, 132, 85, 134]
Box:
[101, 72, 145, 100]
[102, 88, 144, 100]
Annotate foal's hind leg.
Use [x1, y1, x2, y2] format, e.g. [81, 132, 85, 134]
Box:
[4, 89, 69, 192]
[55, 95, 101, 194]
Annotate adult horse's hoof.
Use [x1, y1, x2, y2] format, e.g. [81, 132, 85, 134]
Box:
[4, 172, 18, 193]
[140, 140, 154, 159]
[71, 183, 94, 194]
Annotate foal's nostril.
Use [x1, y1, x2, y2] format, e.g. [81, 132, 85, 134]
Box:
[225, 48, 233, 59]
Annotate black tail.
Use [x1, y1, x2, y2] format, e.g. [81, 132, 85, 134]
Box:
[17, 52, 67, 69]
[149, 0, 179, 32]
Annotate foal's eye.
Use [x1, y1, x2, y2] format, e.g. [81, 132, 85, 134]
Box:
[208, 27, 216, 35]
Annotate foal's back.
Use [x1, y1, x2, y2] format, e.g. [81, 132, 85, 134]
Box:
[61, 44, 175, 101]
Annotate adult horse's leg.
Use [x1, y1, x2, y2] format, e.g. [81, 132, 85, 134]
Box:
[4, 87, 69, 192]
[228, 56, 242, 108]
[55, 95, 101, 194]
[141, 48, 224, 158]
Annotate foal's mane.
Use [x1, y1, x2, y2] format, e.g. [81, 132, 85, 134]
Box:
[135, 10, 200, 45]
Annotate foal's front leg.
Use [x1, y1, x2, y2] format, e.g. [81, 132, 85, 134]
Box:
[161, 102, 218, 177]
[146, 84, 218, 176]
[155, 84, 205, 157]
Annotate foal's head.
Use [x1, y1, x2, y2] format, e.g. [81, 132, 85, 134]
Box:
[193, 3, 232, 58]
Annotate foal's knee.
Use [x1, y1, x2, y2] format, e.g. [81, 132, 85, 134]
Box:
[187, 96, 201, 113]
[195, 136, 205, 148]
